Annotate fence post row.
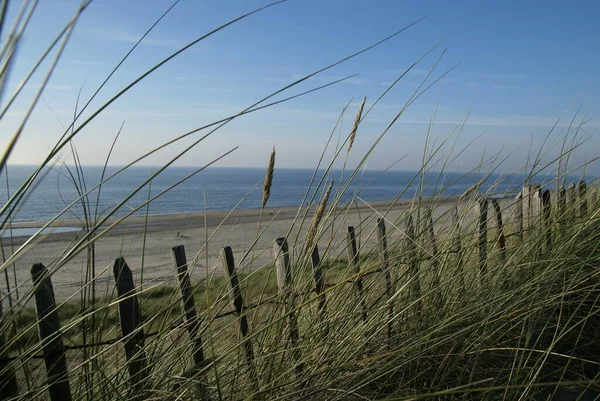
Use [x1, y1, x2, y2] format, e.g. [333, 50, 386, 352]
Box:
[273, 238, 303, 376]
[346, 226, 368, 323]
[113, 257, 149, 398]
[31, 263, 72, 401]
[12, 180, 600, 400]
[0, 299, 18, 400]
[376, 218, 394, 342]
[310, 245, 328, 340]
[171, 245, 207, 397]
[221, 246, 258, 390]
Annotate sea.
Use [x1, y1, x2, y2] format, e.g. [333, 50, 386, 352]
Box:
[0, 165, 588, 226]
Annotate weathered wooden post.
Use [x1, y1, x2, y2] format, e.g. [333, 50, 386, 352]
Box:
[577, 181, 587, 218]
[376, 218, 394, 342]
[113, 257, 149, 398]
[221, 246, 258, 389]
[588, 186, 598, 216]
[422, 207, 443, 307]
[31, 263, 72, 401]
[450, 206, 465, 293]
[514, 191, 523, 241]
[542, 190, 551, 249]
[522, 185, 542, 239]
[346, 226, 368, 323]
[566, 183, 577, 221]
[273, 238, 303, 376]
[171, 245, 206, 396]
[0, 300, 18, 400]
[405, 215, 422, 316]
[550, 189, 559, 226]
[478, 199, 488, 277]
[491, 199, 506, 263]
[310, 245, 328, 340]
[532, 189, 542, 230]
[557, 187, 567, 227]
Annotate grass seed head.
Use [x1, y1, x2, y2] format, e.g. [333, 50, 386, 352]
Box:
[304, 180, 334, 255]
[262, 146, 276, 209]
[347, 97, 366, 153]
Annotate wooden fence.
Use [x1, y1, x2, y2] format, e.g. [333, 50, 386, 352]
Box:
[0, 183, 598, 400]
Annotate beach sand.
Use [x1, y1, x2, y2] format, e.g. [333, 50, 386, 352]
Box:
[1, 197, 516, 301]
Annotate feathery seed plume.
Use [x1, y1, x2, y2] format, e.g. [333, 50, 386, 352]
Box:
[304, 180, 334, 255]
[347, 97, 366, 153]
[459, 179, 484, 201]
[262, 146, 275, 209]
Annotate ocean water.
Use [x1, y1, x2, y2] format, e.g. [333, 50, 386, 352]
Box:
[0, 165, 577, 223]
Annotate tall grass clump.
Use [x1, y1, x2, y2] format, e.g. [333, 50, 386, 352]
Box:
[0, 2, 599, 401]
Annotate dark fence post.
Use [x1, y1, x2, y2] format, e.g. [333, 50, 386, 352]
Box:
[542, 190, 551, 249]
[567, 183, 576, 222]
[578, 181, 587, 218]
[491, 199, 506, 263]
[376, 218, 394, 342]
[273, 238, 303, 376]
[31, 263, 72, 401]
[171, 245, 206, 396]
[478, 199, 488, 277]
[310, 245, 328, 340]
[346, 226, 367, 323]
[113, 257, 149, 398]
[221, 246, 258, 389]
[450, 206, 465, 293]
[0, 299, 18, 400]
[588, 186, 598, 215]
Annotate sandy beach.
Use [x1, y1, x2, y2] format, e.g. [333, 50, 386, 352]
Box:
[1, 196, 515, 301]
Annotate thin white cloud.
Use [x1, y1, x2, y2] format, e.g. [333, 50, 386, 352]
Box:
[493, 84, 517, 90]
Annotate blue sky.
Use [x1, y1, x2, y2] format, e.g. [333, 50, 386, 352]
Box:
[1, 0, 599, 174]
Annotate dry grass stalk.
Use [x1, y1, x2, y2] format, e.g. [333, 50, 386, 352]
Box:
[262, 146, 276, 209]
[303, 180, 334, 255]
[347, 97, 366, 153]
[459, 179, 484, 201]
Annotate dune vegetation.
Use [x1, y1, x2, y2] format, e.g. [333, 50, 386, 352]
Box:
[0, 1, 598, 400]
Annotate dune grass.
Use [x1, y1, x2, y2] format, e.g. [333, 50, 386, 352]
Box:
[0, 1, 599, 400]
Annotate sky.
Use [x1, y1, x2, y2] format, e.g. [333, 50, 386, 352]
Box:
[1, 0, 599, 175]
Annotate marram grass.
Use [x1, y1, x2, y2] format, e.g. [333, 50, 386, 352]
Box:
[0, 2, 599, 401]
